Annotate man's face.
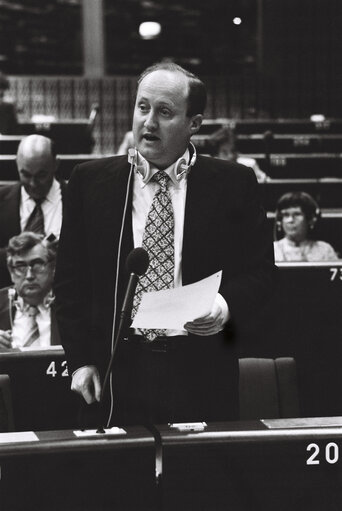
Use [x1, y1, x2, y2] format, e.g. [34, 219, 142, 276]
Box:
[132, 70, 202, 169]
[9, 244, 54, 306]
[17, 152, 55, 199]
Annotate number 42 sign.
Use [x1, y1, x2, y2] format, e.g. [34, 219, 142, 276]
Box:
[46, 360, 69, 378]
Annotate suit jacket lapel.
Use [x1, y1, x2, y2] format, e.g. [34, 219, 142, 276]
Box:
[182, 156, 222, 285]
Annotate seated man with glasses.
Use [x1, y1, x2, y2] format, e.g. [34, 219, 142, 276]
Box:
[0, 232, 60, 349]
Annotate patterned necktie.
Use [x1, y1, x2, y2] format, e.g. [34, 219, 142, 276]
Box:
[24, 198, 45, 235]
[22, 306, 40, 347]
[132, 170, 175, 341]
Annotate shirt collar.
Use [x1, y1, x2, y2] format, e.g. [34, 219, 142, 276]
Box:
[12, 289, 55, 314]
[136, 149, 190, 188]
[21, 178, 60, 204]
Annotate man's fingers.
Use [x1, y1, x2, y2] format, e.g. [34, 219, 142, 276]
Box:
[71, 366, 102, 404]
[82, 386, 97, 405]
[93, 372, 102, 402]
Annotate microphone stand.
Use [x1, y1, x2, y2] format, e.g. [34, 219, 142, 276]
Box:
[96, 273, 138, 433]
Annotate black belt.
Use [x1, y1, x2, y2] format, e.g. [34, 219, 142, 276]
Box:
[124, 335, 187, 353]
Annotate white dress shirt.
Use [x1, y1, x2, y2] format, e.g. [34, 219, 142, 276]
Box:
[20, 178, 63, 238]
[12, 300, 52, 349]
[132, 149, 228, 335]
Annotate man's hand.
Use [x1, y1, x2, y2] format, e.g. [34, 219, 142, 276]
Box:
[71, 365, 102, 404]
[0, 330, 12, 350]
[184, 298, 230, 336]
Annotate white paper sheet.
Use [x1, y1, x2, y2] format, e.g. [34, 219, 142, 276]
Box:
[73, 427, 127, 437]
[0, 431, 38, 443]
[131, 271, 222, 330]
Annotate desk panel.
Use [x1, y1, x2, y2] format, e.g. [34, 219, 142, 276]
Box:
[257, 154, 342, 178]
[0, 136, 24, 155]
[260, 179, 342, 210]
[0, 349, 78, 431]
[157, 420, 342, 510]
[0, 427, 156, 511]
[198, 118, 342, 135]
[17, 121, 94, 154]
[0, 154, 109, 181]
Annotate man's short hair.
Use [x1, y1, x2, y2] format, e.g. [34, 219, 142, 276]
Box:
[137, 62, 207, 117]
[6, 232, 58, 268]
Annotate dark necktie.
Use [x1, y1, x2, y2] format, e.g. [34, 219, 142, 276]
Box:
[132, 170, 175, 341]
[24, 198, 45, 235]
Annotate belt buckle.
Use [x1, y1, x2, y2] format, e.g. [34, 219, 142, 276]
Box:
[151, 337, 168, 353]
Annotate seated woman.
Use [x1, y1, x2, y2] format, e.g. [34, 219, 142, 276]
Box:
[274, 191, 339, 262]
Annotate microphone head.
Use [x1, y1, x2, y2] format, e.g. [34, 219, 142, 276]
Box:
[126, 247, 149, 276]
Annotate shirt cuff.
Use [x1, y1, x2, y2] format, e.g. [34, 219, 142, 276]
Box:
[72, 365, 94, 379]
[215, 293, 230, 325]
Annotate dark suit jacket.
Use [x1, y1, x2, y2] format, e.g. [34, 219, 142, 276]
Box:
[0, 180, 67, 287]
[0, 287, 61, 346]
[54, 154, 275, 375]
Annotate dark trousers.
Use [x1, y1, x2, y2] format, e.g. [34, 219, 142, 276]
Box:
[107, 333, 239, 427]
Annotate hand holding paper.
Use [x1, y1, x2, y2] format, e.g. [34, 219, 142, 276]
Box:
[131, 271, 222, 331]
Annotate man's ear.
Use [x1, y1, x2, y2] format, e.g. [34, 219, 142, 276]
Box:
[189, 114, 203, 135]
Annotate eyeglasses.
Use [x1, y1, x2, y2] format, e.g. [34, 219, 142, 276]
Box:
[10, 258, 51, 277]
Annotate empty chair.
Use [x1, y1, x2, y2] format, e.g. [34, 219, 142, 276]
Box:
[239, 357, 300, 420]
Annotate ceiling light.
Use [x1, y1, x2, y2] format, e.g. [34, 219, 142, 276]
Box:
[139, 21, 162, 40]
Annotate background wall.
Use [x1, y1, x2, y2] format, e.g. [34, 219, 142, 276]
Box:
[8, 73, 258, 154]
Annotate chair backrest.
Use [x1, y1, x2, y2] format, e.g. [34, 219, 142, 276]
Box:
[239, 357, 300, 420]
[0, 374, 15, 432]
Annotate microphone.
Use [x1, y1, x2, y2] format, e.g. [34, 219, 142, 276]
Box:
[120, 247, 149, 326]
[96, 248, 149, 433]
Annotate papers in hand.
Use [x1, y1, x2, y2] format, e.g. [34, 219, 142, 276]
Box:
[131, 271, 222, 331]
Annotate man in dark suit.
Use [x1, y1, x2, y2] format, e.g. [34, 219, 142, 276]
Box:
[55, 62, 275, 426]
[0, 134, 66, 287]
[0, 232, 60, 349]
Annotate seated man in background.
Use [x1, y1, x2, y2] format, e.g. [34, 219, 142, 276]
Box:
[209, 126, 270, 183]
[273, 191, 339, 262]
[0, 232, 60, 349]
[0, 134, 67, 287]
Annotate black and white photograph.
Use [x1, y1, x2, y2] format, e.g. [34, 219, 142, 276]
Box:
[0, 1, 341, 509]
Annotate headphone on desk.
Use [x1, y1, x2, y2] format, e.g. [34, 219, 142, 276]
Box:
[128, 142, 197, 182]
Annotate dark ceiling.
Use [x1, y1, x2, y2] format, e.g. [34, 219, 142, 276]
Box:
[0, 0, 257, 75]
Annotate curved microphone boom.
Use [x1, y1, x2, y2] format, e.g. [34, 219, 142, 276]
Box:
[97, 248, 149, 432]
